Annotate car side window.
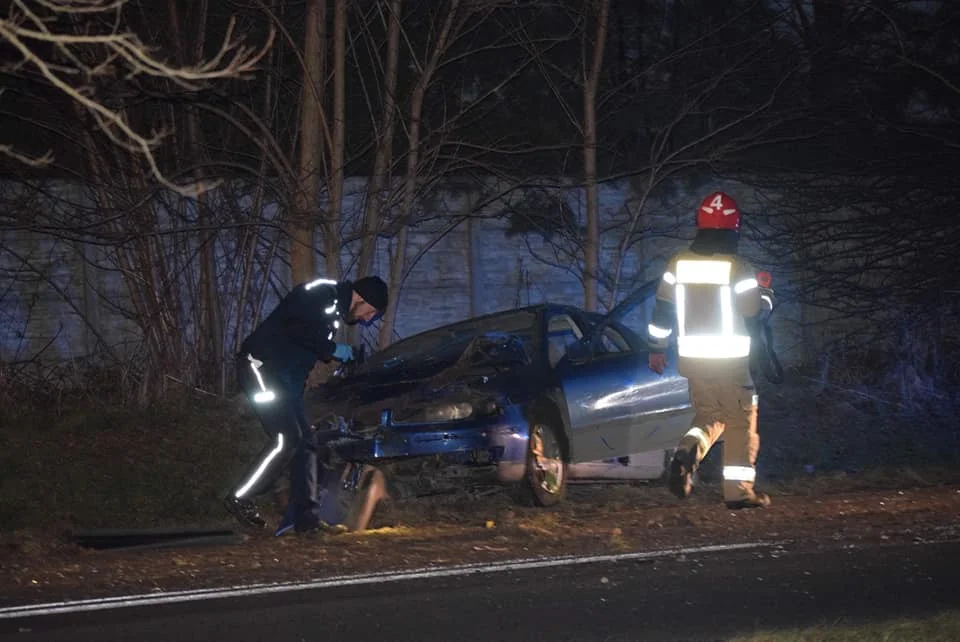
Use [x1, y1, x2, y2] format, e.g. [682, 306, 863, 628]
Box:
[609, 290, 661, 351]
[613, 303, 649, 342]
[596, 326, 631, 354]
[546, 313, 583, 367]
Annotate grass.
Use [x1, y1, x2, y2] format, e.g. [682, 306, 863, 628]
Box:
[0, 366, 957, 535]
[0, 391, 264, 533]
[730, 610, 960, 641]
[751, 368, 960, 479]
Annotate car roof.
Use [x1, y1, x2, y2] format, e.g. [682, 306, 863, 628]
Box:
[382, 302, 588, 348]
[455, 302, 587, 325]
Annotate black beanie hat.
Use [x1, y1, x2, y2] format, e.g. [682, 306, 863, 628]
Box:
[353, 276, 388, 312]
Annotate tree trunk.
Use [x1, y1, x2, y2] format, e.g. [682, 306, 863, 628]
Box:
[325, 0, 347, 279]
[291, 0, 327, 285]
[168, 0, 223, 391]
[582, 0, 609, 312]
[357, 0, 402, 280]
[378, 0, 462, 348]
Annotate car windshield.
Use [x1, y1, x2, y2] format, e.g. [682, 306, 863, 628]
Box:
[358, 309, 539, 373]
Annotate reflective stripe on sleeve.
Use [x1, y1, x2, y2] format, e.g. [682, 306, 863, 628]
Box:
[648, 323, 672, 339]
[734, 277, 758, 294]
[306, 278, 337, 290]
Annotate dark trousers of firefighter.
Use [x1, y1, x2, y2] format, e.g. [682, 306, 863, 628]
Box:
[679, 376, 760, 502]
[231, 360, 321, 519]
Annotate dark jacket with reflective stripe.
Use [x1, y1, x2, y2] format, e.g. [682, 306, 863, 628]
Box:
[239, 280, 351, 382]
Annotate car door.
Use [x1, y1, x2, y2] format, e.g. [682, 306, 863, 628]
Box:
[553, 286, 693, 463]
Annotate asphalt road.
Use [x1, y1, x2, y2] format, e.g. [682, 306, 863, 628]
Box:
[2, 539, 959, 642]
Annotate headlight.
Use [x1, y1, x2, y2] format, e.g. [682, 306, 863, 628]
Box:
[423, 402, 473, 422]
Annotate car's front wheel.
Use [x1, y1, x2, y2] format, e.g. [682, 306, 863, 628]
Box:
[523, 422, 567, 507]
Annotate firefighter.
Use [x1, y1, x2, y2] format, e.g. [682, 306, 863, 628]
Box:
[647, 191, 775, 509]
[224, 275, 388, 529]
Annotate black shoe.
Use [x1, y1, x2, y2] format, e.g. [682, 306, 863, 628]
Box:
[294, 516, 347, 535]
[725, 492, 771, 510]
[668, 448, 696, 499]
[293, 508, 348, 535]
[223, 495, 266, 529]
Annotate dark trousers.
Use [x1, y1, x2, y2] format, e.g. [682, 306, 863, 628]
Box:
[231, 357, 321, 520]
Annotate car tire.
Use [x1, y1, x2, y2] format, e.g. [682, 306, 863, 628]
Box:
[521, 421, 567, 507]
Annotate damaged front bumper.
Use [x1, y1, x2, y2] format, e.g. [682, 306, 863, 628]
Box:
[317, 405, 532, 483]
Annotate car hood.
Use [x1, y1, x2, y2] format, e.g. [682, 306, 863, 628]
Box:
[305, 335, 536, 429]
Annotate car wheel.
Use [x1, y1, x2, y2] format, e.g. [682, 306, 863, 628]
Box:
[523, 422, 567, 507]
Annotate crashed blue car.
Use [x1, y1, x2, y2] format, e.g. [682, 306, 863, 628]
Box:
[301, 277, 694, 531]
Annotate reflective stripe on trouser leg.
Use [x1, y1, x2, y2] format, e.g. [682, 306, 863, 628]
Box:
[247, 354, 276, 404]
[235, 434, 285, 498]
[722, 466, 756, 482]
[232, 361, 303, 501]
[722, 391, 760, 502]
[680, 427, 712, 461]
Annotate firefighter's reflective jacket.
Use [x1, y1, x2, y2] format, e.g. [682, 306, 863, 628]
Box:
[648, 249, 773, 378]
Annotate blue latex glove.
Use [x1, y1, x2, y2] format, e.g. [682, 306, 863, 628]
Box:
[332, 343, 354, 362]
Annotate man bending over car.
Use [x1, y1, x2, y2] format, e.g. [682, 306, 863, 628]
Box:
[224, 275, 388, 532]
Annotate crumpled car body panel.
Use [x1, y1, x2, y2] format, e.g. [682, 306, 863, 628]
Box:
[306, 291, 695, 484]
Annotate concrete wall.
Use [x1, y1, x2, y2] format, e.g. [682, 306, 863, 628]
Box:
[0, 176, 806, 369]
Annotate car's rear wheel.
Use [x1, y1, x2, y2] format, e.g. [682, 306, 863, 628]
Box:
[523, 422, 567, 507]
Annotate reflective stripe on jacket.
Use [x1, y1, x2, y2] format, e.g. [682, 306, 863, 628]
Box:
[648, 250, 763, 360]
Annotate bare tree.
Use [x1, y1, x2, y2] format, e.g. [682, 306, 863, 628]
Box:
[289, 0, 327, 283]
[374, 0, 535, 346]
[509, 1, 805, 311]
[0, 0, 275, 197]
[324, 0, 348, 279]
[581, 0, 608, 312]
[376, 0, 462, 347]
[356, 0, 402, 282]
[165, 0, 225, 391]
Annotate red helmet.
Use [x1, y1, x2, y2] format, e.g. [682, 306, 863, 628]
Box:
[697, 191, 740, 231]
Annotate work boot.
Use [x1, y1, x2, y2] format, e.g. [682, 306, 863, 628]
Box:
[274, 503, 297, 537]
[294, 514, 347, 535]
[223, 495, 266, 529]
[725, 492, 771, 510]
[668, 447, 696, 499]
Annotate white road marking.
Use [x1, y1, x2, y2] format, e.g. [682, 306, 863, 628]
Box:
[0, 541, 781, 620]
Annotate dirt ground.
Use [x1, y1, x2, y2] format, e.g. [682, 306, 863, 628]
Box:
[2, 471, 958, 608]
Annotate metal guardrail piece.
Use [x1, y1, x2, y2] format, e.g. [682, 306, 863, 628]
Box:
[70, 527, 243, 550]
